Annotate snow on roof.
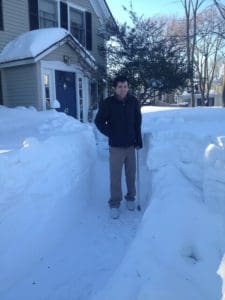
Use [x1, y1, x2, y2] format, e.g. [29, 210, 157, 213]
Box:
[0, 28, 69, 64]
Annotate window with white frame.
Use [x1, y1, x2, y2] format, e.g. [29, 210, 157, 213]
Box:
[58, 2, 92, 50]
[78, 77, 84, 122]
[70, 7, 85, 46]
[39, 0, 58, 28]
[43, 73, 51, 109]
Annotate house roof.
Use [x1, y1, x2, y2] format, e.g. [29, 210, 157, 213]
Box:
[102, 0, 116, 22]
[90, 0, 116, 25]
[0, 28, 96, 69]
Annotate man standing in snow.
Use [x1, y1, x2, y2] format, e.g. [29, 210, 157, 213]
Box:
[95, 75, 142, 219]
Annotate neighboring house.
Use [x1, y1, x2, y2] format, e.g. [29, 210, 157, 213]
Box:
[0, 0, 115, 122]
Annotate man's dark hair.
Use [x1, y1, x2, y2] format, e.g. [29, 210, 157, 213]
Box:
[113, 76, 129, 88]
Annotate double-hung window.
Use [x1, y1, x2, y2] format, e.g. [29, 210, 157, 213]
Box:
[59, 3, 92, 50]
[28, 0, 58, 30]
[70, 8, 85, 46]
[39, 0, 58, 28]
[28, 1, 92, 50]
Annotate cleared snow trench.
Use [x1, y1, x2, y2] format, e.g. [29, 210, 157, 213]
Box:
[1, 125, 150, 300]
[2, 106, 225, 300]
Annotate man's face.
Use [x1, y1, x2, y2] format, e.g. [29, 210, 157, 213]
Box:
[115, 81, 129, 99]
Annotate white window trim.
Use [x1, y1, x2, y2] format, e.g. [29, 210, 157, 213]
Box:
[68, 2, 86, 12]
[76, 72, 90, 122]
[67, 4, 87, 48]
[38, 0, 59, 28]
[83, 76, 90, 122]
[76, 75, 82, 121]
[41, 68, 56, 110]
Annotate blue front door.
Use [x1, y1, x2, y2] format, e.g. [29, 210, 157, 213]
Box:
[55, 70, 76, 118]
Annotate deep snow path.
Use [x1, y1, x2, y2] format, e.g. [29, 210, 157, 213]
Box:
[3, 144, 148, 300]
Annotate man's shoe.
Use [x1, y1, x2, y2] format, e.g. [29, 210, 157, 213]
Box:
[126, 201, 135, 211]
[110, 208, 120, 219]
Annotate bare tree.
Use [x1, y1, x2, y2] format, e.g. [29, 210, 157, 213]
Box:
[214, 0, 225, 20]
[195, 6, 225, 104]
[214, 0, 225, 106]
[180, 0, 206, 106]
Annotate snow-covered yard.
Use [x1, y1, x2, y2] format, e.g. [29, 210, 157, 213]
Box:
[1, 105, 225, 300]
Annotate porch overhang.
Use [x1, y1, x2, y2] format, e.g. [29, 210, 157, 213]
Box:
[0, 28, 97, 70]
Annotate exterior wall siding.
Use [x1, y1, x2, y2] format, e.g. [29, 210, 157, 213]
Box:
[92, 12, 106, 65]
[0, 0, 110, 114]
[44, 44, 80, 65]
[0, 0, 106, 65]
[3, 64, 39, 109]
[0, 0, 29, 51]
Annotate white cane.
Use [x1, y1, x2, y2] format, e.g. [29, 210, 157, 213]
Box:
[136, 149, 141, 211]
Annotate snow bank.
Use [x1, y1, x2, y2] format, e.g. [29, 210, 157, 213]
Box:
[92, 107, 225, 300]
[0, 106, 96, 296]
[204, 136, 225, 214]
[2, 105, 225, 300]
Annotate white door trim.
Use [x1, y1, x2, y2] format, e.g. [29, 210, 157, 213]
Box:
[40, 61, 90, 121]
[41, 68, 56, 110]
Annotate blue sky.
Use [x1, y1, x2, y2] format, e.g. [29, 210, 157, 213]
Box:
[106, 0, 184, 22]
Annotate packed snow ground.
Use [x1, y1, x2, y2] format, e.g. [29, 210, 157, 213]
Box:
[1, 105, 225, 300]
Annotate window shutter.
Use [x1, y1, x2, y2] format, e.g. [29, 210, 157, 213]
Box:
[0, 0, 3, 30]
[85, 11, 92, 51]
[60, 1, 68, 30]
[28, 0, 39, 30]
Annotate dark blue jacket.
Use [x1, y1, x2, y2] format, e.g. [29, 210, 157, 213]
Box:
[95, 94, 142, 148]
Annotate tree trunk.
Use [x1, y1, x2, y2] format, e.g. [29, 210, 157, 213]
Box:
[222, 65, 225, 107]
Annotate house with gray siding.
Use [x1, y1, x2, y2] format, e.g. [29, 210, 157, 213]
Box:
[0, 0, 115, 121]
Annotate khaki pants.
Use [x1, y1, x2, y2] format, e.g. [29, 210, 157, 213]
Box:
[109, 146, 136, 208]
